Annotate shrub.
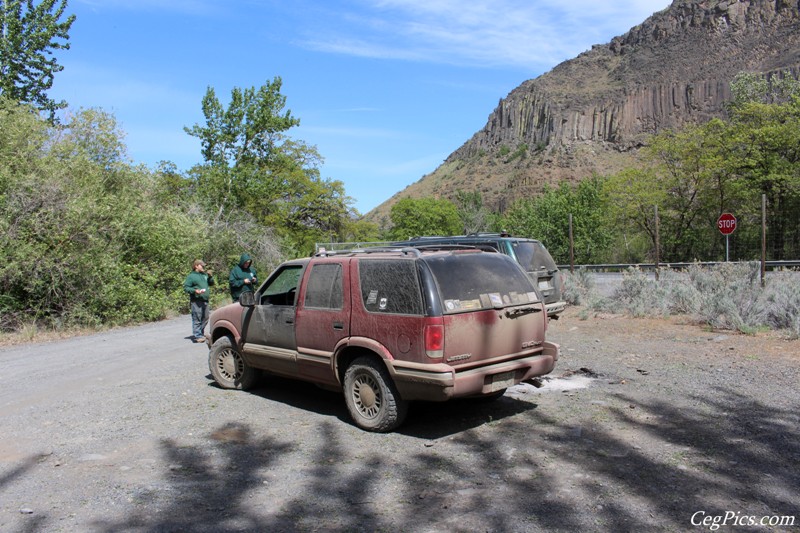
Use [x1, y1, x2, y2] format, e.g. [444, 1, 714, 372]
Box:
[686, 263, 767, 333]
[761, 272, 800, 338]
[604, 267, 670, 317]
[562, 268, 594, 306]
[0, 101, 288, 332]
[579, 263, 799, 337]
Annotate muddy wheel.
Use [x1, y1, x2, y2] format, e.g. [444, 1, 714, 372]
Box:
[208, 336, 259, 390]
[344, 356, 408, 432]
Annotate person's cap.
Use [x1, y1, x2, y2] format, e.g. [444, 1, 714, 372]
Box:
[193, 259, 206, 268]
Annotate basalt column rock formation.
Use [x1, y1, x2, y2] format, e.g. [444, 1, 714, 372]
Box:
[367, 0, 800, 222]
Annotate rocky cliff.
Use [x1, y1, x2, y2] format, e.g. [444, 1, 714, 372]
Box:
[367, 0, 800, 223]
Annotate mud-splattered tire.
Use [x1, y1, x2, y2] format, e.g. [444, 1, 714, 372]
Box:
[344, 356, 408, 432]
[208, 336, 259, 390]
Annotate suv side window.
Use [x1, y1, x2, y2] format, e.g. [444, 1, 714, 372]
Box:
[261, 265, 303, 306]
[359, 259, 423, 315]
[304, 263, 343, 309]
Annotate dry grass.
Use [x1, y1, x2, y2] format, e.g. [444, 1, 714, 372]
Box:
[0, 323, 106, 347]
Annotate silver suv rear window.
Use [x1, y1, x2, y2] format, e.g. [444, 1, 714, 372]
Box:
[512, 242, 558, 272]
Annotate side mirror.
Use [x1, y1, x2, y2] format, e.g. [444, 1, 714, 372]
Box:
[239, 291, 256, 307]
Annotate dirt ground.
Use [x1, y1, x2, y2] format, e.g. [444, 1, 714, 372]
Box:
[1, 308, 798, 532]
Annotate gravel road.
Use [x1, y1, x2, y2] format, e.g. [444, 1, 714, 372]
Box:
[1, 310, 798, 532]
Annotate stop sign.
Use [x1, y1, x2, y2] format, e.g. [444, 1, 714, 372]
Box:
[718, 213, 737, 235]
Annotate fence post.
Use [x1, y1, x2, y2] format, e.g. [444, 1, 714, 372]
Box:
[761, 193, 766, 287]
[569, 213, 574, 274]
[654, 205, 660, 281]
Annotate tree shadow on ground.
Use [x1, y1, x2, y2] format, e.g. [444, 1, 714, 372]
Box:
[74, 383, 800, 532]
[520, 385, 800, 531]
[0, 456, 48, 533]
[210, 373, 538, 438]
[399, 395, 539, 439]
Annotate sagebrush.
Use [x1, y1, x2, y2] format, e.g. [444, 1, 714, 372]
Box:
[574, 264, 800, 337]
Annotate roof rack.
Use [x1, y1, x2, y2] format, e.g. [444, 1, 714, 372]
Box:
[315, 246, 423, 258]
[465, 231, 512, 237]
[403, 232, 513, 240]
[409, 244, 496, 253]
[314, 244, 492, 258]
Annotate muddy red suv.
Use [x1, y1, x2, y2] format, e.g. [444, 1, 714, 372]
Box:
[206, 247, 559, 431]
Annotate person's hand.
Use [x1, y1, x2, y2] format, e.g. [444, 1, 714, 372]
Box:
[195, 288, 202, 294]
[244, 278, 251, 284]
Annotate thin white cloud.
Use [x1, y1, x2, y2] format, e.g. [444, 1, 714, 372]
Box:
[300, 125, 404, 139]
[299, 0, 671, 70]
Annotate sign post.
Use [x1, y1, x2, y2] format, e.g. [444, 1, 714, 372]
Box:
[717, 213, 737, 261]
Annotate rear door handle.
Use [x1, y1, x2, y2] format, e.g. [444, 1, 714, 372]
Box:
[332, 321, 344, 330]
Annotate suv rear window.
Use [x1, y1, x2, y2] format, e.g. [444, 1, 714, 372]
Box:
[512, 242, 558, 272]
[424, 253, 539, 314]
[359, 259, 424, 315]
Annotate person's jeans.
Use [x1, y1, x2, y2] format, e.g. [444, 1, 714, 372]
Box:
[190, 300, 209, 339]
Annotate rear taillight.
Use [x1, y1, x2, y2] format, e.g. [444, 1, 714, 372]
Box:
[424, 318, 444, 359]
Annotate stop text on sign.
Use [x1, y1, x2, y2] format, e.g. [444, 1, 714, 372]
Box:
[717, 213, 737, 235]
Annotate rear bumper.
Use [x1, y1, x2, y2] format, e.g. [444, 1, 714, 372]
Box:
[390, 341, 559, 402]
[545, 300, 567, 317]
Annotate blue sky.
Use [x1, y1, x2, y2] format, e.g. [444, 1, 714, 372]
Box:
[50, 0, 672, 214]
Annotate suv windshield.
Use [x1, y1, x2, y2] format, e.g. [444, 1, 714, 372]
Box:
[424, 253, 539, 313]
[512, 242, 558, 273]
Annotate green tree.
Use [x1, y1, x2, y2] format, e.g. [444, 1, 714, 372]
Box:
[0, 98, 296, 333]
[185, 79, 356, 256]
[604, 120, 745, 262]
[501, 177, 612, 264]
[185, 78, 301, 223]
[0, 0, 75, 118]
[0, 102, 203, 328]
[453, 190, 491, 234]
[389, 197, 461, 240]
[604, 72, 800, 262]
[341, 217, 381, 243]
[729, 70, 800, 108]
[724, 96, 800, 259]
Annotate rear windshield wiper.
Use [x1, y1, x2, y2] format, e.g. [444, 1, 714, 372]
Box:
[504, 306, 541, 318]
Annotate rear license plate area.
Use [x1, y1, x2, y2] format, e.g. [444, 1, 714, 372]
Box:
[489, 371, 515, 392]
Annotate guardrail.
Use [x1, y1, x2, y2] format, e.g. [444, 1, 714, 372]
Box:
[557, 260, 800, 271]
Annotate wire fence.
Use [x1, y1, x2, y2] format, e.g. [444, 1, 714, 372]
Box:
[558, 260, 800, 272]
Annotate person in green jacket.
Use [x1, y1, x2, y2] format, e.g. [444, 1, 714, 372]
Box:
[229, 253, 257, 301]
[183, 259, 215, 343]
